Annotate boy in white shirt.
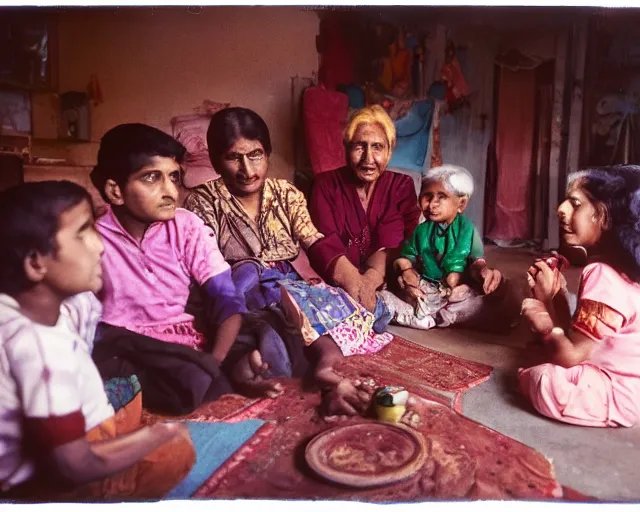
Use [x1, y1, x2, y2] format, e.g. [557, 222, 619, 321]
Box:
[0, 181, 194, 500]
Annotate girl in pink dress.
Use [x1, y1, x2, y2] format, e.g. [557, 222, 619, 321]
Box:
[520, 165, 640, 427]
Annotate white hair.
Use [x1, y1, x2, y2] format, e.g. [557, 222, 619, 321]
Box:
[422, 164, 474, 198]
[566, 170, 589, 189]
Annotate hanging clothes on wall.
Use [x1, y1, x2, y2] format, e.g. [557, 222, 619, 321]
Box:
[485, 66, 537, 243]
[302, 85, 349, 175]
[317, 15, 355, 90]
[423, 24, 447, 96]
[440, 41, 471, 112]
[388, 29, 413, 96]
[388, 99, 435, 174]
[590, 93, 640, 165]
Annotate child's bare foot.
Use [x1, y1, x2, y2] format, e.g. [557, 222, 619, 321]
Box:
[231, 350, 284, 399]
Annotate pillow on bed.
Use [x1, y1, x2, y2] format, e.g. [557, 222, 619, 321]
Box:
[171, 101, 229, 188]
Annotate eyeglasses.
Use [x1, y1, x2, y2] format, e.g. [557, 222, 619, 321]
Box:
[349, 142, 388, 154]
[223, 149, 266, 164]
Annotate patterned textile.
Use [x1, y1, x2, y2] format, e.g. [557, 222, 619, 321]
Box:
[326, 312, 393, 357]
[191, 366, 565, 501]
[279, 279, 392, 357]
[279, 279, 358, 338]
[104, 375, 142, 413]
[184, 178, 323, 266]
[574, 298, 624, 339]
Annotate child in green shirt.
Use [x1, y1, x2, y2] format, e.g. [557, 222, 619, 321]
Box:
[380, 165, 516, 332]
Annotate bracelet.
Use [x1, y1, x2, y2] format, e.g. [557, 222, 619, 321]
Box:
[400, 267, 416, 275]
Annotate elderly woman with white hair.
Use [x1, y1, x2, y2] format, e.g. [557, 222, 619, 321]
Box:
[384, 164, 520, 332]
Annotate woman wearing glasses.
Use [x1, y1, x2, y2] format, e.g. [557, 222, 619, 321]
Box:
[185, 107, 394, 416]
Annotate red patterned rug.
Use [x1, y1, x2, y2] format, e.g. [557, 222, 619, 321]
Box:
[141, 337, 493, 425]
[191, 379, 563, 501]
[336, 336, 492, 412]
[340, 335, 493, 393]
[139, 342, 570, 501]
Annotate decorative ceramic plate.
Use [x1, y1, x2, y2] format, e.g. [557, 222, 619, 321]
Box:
[305, 421, 428, 488]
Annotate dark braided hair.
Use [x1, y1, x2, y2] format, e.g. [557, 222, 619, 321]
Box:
[567, 164, 640, 281]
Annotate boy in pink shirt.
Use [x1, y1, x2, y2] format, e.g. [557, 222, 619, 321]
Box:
[89, 123, 283, 414]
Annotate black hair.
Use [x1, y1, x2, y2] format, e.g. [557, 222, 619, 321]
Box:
[0, 181, 92, 293]
[568, 164, 640, 281]
[206, 107, 272, 167]
[90, 123, 186, 203]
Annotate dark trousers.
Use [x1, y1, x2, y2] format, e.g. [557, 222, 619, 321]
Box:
[93, 307, 310, 415]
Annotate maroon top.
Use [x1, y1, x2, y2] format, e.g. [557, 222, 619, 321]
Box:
[308, 167, 420, 277]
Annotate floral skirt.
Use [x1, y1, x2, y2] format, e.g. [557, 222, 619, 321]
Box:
[279, 279, 392, 357]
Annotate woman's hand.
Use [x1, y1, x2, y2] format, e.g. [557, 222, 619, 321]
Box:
[521, 298, 554, 336]
[343, 274, 378, 312]
[363, 267, 385, 291]
[331, 256, 377, 312]
[527, 260, 566, 303]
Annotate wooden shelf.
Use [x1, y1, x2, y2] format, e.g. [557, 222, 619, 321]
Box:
[0, 131, 30, 139]
[32, 138, 95, 145]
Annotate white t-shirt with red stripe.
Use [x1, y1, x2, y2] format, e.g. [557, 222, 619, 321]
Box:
[0, 292, 114, 491]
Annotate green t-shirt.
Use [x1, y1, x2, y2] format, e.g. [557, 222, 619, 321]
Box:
[399, 214, 484, 281]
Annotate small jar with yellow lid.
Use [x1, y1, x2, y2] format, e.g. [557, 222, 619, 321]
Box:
[373, 386, 409, 423]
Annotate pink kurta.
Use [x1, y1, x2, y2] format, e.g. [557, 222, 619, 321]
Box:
[97, 206, 232, 350]
[519, 262, 640, 427]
